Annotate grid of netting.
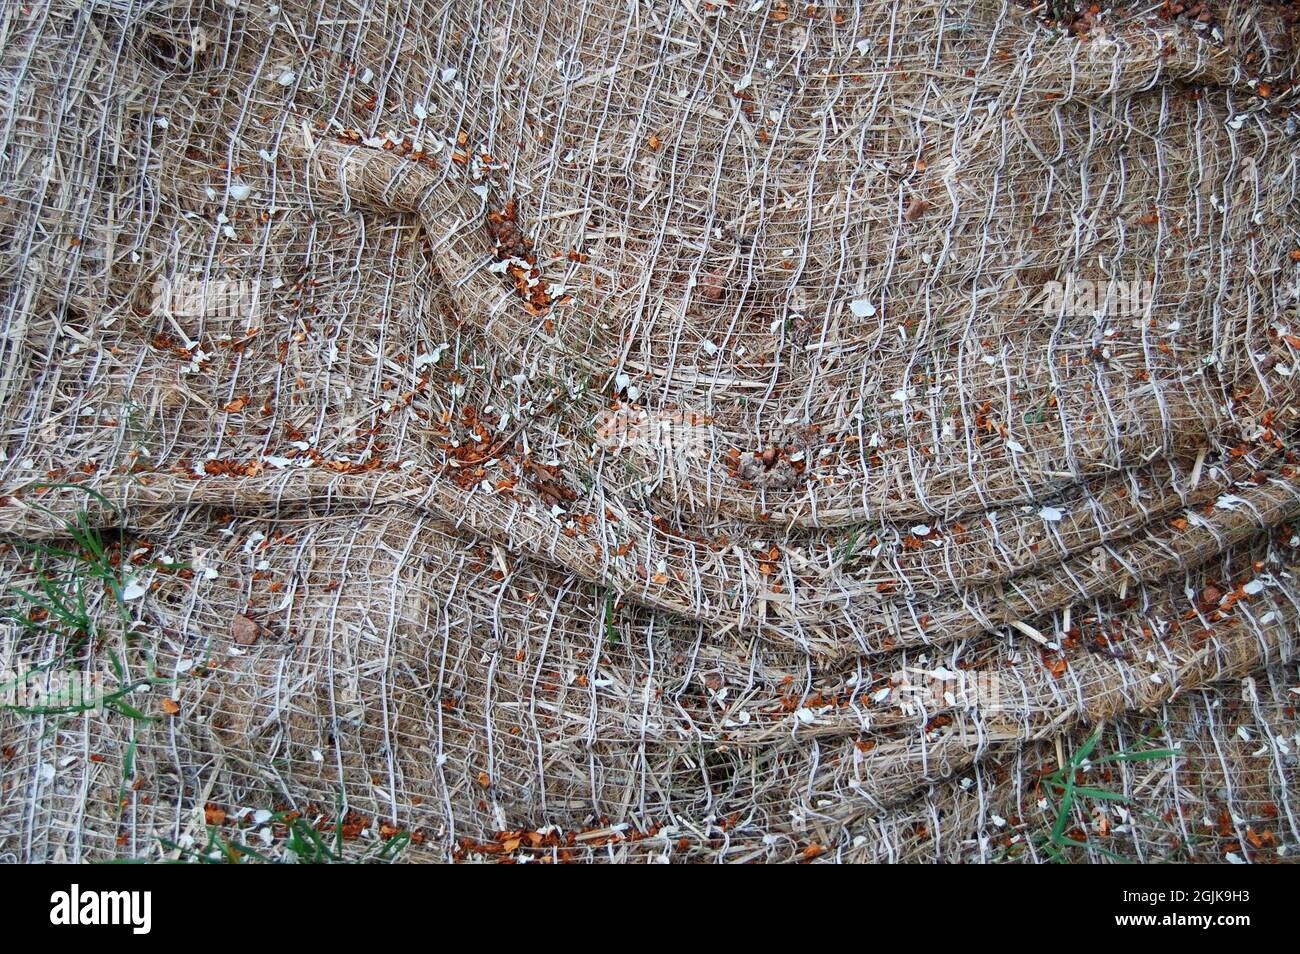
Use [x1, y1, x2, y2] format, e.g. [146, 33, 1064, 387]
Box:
[1, 0, 1299, 862]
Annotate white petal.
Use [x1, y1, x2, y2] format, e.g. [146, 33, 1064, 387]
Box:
[849, 298, 877, 318]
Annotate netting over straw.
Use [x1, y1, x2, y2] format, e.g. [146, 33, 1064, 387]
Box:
[1, 0, 1299, 863]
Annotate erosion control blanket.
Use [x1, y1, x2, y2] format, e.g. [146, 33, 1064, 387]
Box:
[1, 0, 1298, 862]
